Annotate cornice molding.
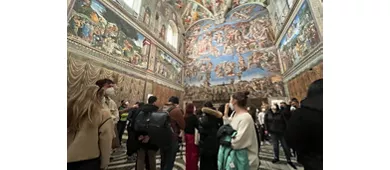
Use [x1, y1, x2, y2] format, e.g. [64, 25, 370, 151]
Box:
[282, 42, 323, 83]
[67, 39, 184, 91]
[99, 0, 184, 64]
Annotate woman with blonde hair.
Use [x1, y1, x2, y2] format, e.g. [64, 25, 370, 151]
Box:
[67, 85, 114, 170]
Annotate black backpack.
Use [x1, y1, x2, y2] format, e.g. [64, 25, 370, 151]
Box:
[133, 110, 173, 148]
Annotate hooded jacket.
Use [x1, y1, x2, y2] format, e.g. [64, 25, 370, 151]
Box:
[198, 107, 223, 155]
[285, 94, 323, 170]
[134, 104, 159, 151]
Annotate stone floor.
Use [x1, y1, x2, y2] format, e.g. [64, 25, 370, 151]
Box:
[108, 130, 303, 170]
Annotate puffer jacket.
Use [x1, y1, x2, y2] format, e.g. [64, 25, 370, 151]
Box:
[198, 107, 223, 155]
[217, 124, 250, 170]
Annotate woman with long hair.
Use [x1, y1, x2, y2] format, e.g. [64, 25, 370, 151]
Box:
[223, 91, 259, 170]
[184, 103, 199, 170]
[247, 105, 262, 154]
[67, 85, 114, 170]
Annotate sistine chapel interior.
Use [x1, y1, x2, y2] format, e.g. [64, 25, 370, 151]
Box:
[67, 0, 323, 169]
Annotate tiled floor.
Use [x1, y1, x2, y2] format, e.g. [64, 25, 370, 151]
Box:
[108, 131, 303, 170]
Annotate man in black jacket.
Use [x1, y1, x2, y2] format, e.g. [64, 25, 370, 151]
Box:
[134, 96, 159, 170]
[126, 102, 143, 160]
[280, 102, 292, 121]
[264, 104, 296, 169]
[285, 79, 323, 170]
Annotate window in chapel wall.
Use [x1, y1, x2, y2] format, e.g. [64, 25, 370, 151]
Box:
[166, 21, 178, 50]
[123, 0, 142, 16]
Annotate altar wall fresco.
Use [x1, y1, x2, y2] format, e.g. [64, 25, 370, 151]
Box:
[67, 52, 146, 105]
[287, 61, 322, 101]
[184, 4, 285, 101]
[68, 0, 151, 69]
[278, 0, 321, 73]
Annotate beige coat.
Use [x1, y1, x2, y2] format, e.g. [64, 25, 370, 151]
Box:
[67, 109, 114, 168]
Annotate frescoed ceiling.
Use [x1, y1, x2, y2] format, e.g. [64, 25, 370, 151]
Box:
[180, 0, 269, 30]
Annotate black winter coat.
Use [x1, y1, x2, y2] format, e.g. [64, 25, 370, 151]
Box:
[280, 105, 292, 121]
[198, 108, 223, 155]
[264, 109, 287, 134]
[285, 94, 323, 170]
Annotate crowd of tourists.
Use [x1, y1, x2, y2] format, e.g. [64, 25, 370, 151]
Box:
[67, 78, 323, 170]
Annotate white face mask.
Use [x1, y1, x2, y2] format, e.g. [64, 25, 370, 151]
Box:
[229, 103, 234, 110]
[290, 106, 296, 111]
[105, 87, 116, 97]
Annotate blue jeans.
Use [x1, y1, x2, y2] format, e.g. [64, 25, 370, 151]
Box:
[271, 133, 291, 161]
[160, 139, 178, 170]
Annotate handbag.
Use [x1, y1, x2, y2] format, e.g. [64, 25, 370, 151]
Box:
[194, 128, 200, 145]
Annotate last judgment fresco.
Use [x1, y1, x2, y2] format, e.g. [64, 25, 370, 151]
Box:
[184, 4, 285, 101]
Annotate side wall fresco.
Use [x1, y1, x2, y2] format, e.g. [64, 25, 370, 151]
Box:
[277, 0, 321, 74]
[68, 0, 184, 88]
[68, 0, 151, 69]
[112, 0, 186, 56]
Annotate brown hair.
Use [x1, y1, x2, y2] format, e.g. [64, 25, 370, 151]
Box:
[232, 91, 250, 108]
[67, 85, 105, 132]
[185, 103, 195, 118]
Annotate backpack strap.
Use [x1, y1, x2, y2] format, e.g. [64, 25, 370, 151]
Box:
[99, 117, 111, 130]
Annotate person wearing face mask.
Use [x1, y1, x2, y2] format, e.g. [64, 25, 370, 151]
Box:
[257, 107, 267, 145]
[95, 79, 120, 151]
[264, 104, 297, 169]
[67, 85, 114, 170]
[222, 91, 259, 170]
[290, 98, 300, 112]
